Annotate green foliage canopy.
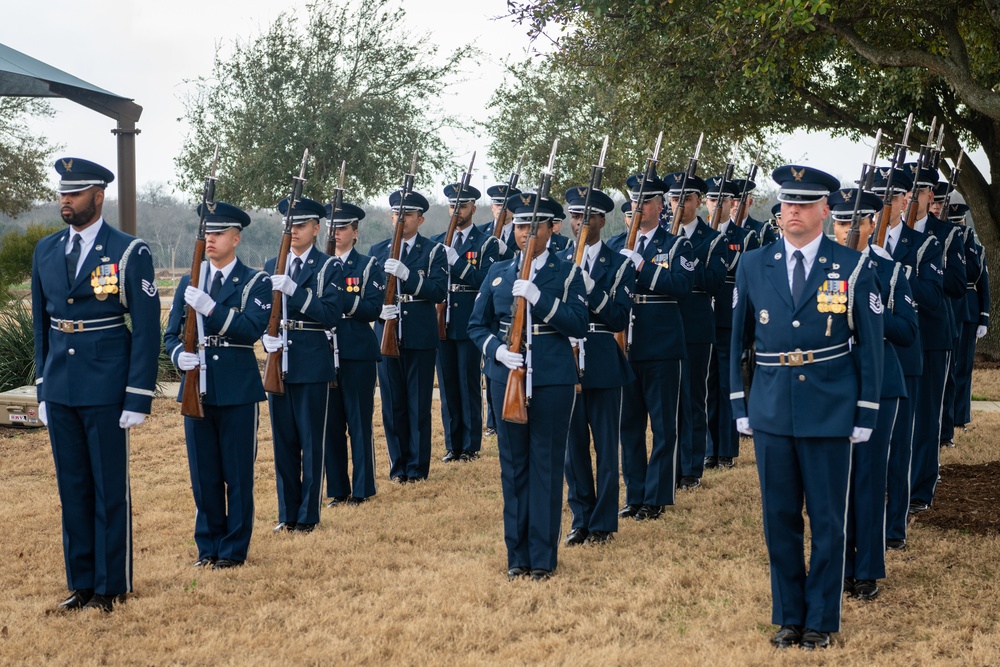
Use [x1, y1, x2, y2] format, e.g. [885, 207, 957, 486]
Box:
[0, 98, 60, 217]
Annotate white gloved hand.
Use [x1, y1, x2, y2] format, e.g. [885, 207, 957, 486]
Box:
[444, 246, 459, 266]
[177, 351, 200, 371]
[568, 337, 582, 347]
[580, 270, 595, 295]
[38, 401, 48, 427]
[381, 304, 399, 321]
[270, 274, 297, 296]
[850, 426, 873, 444]
[869, 244, 893, 260]
[736, 417, 753, 436]
[512, 279, 541, 305]
[262, 334, 284, 353]
[619, 249, 643, 267]
[495, 344, 524, 370]
[184, 286, 216, 317]
[497, 239, 508, 255]
[383, 259, 410, 281]
[119, 410, 146, 429]
[977, 325, 988, 339]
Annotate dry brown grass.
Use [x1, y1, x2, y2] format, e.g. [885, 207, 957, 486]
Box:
[2, 382, 1000, 666]
[971, 366, 1000, 401]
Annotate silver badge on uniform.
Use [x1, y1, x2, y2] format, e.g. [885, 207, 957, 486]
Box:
[759, 309, 769, 324]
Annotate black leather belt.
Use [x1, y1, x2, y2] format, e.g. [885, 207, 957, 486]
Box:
[281, 320, 327, 331]
[499, 322, 559, 336]
[586, 323, 614, 334]
[449, 284, 477, 293]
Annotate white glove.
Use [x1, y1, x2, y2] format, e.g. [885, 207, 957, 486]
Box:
[177, 351, 200, 371]
[869, 244, 892, 260]
[381, 304, 399, 321]
[495, 344, 524, 370]
[262, 334, 284, 353]
[736, 417, 753, 436]
[119, 410, 146, 429]
[850, 426, 872, 444]
[38, 401, 48, 426]
[619, 249, 643, 266]
[512, 279, 541, 305]
[270, 274, 297, 296]
[977, 325, 988, 339]
[497, 239, 508, 255]
[384, 258, 410, 281]
[444, 246, 459, 266]
[580, 270, 595, 295]
[184, 286, 216, 317]
[568, 337, 582, 347]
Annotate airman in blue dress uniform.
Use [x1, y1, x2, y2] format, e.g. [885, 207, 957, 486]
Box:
[263, 197, 345, 533]
[704, 176, 760, 470]
[730, 179, 780, 245]
[664, 172, 727, 489]
[370, 190, 448, 483]
[323, 202, 385, 505]
[829, 189, 917, 602]
[548, 200, 573, 254]
[431, 183, 501, 462]
[32, 158, 161, 612]
[730, 165, 883, 649]
[468, 192, 588, 580]
[560, 187, 635, 546]
[607, 172, 695, 520]
[164, 202, 271, 568]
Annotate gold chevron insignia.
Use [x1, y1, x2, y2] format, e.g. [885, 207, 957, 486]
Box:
[790, 167, 805, 182]
[61, 159, 73, 172]
[577, 187, 587, 197]
[520, 194, 531, 206]
[673, 173, 683, 182]
[840, 190, 851, 200]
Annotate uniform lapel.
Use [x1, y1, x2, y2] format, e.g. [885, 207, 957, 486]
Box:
[405, 235, 425, 271]
[765, 244, 794, 309]
[295, 249, 318, 286]
[588, 243, 609, 283]
[793, 236, 834, 317]
[71, 223, 111, 294]
[50, 230, 72, 289]
[214, 259, 242, 304]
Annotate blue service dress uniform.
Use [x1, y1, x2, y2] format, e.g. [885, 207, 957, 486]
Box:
[954, 231, 989, 426]
[164, 259, 271, 563]
[32, 220, 161, 597]
[370, 234, 448, 481]
[264, 248, 344, 527]
[730, 235, 883, 633]
[707, 221, 760, 463]
[561, 243, 635, 535]
[548, 232, 572, 254]
[468, 250, 588, 573]
[324, 248, 386, 501]
[845, 250, 916, 584]
[478, 218, 516, 432]
[607, 227, 695, 510]
[676, 218, 727, 481]
[940, 215, 975, 442]
[740, 213, 780, 246]
[431, 224, 501, 458]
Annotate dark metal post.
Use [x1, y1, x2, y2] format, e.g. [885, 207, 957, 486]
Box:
[113, 120, 140, 236]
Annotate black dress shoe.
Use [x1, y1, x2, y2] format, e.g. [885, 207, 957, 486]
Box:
[586, 530, 614, 544]
[407, 476, 426, 483]
[564, 528, 589, 546]
[800, 628, 831, 650]
[325, 496, 349, 507]
[886, 538, 906, 550]
[703, 456, 719, 469]
[442, 451, 461, 462]
[908, 501, 930, 514]
[273, 522, 297, 533]
[678, 476, 701, 490]
[618, 504, 642, 519]
[461, 451, 480, 461]
[83, 593, 124, 613]
[347, 496, 368, 506]
[57, 589, 94, 611]
[484, 427, 497, 437]
[530, 569, 552, 581]
[853, 579, 879, 601]
[843, 576, 856, 596]
[940, 438, 956, 448]
[213, 558, 244, 570]
[293, 523, 316, 533]
[717, 456, 735, 468]
[507, 566, 529, 580]
[771, 624, 802, 648]
[635, 504, 664, 520]
[390, 475, 408, 484]
[193, 557, 217, 568]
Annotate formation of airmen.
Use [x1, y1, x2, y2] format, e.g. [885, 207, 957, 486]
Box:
[29, 139, 990, 651]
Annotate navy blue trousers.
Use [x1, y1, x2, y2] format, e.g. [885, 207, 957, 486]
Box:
[325, 359, 377, 499]
[707, 336, 739, 459]
[678, 342, 712, 478]
[565, 386, 621, 533]
[940, 335, 961, 440]
[185, 403, 258, 562]
[886, 377, 917, 542]
[268, 382, 329, 526]
[48, 402, 132, 596]
[491, 380, 574, 572]
[437, 338, 483, 455]
[846, 398, 898, 580]
[378, 348, 436, 480]
[911, 350, 950, 505]
[954, 322, 978, 426]
[754, 431, 852, 633]
[620, 359, 681, 507]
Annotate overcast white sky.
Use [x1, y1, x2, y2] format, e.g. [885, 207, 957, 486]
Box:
[3, 0, 986, 204]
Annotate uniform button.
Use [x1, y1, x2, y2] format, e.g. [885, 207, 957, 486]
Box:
[403, 310, 409, 315]
[792, 320, 800, 328]
[68, 349, 75, 355]
[212, 355, 219, 361]
[798, 374, 805, 381]
[67, 298, 74, 304]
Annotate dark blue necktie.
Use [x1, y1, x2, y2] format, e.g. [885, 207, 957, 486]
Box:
[791, 250, 806, 307]
[290, 257, 302, 282]
[636, 235, 647, 257]
[209, 270, 224, 298]
[66, 233, 82, 283]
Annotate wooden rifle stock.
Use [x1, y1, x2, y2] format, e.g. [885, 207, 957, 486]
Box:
[380, 220, 405, 358]
[437, 154, 477, 340]
[262, 231, 292, 394]
[180, 236, 206, 419]
[501, 234, 537, 424]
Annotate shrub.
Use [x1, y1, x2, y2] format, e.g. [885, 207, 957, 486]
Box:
[0, 224, 60, 294]
[0, 299, 34, 393]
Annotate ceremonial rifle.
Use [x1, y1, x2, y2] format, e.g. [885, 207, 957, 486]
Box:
[380, 151, 419, 358]
[731, 145, 762, 230]
[904, 116, 937, 229]
[873, 113, 914, 248]
[180, 145, 219, 419]
[943, 149, 965, 209]
[324, 160, 347, 389]
[502, 139, 558, 425]
[492, 154, 525, 242]
[669, 133, 705, 236]
[708, 143, 738, 231]
[263, 148, 309, 395]
[437, 152, 477, 340]
[844, 129, 881, 252]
